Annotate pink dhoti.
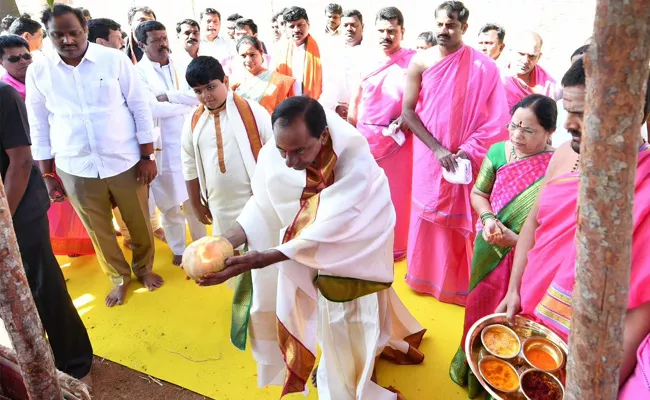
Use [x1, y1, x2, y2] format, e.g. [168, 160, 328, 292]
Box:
[356, 47, 416, 261]
[405, 45, 509, 305]
[619, 334, 650, 399]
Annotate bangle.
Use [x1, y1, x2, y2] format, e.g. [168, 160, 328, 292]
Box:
[480, 211, 496, 224]
[42, 173, 55, 179]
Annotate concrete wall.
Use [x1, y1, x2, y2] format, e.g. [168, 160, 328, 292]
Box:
[17, 0, 596, 80]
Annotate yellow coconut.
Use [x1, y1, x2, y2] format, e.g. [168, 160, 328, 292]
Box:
[182, 236, 235, 281]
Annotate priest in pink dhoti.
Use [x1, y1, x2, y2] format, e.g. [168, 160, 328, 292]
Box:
[402, 1, 509, 305]
[198, 96, 425, 400]
[501, 31, 562, 111]
[497, 59, 650, 398]
[348, 7, 415, 261]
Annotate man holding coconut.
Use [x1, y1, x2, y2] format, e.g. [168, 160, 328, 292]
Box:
[196, 96, 425, 400]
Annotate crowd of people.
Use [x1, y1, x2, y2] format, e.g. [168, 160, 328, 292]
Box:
[0, 0, 649, 399]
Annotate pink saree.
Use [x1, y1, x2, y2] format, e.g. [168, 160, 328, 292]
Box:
[356, 48, 416, 261]
[502, 64, 558, 111]
[48, 169, 95, 256]
[619, 334, 650, 399]
[527, 146, 650, 341]
[406, 45, 509, 304]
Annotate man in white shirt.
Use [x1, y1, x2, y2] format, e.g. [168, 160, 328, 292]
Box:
[135, 20, 206, 265]
[198, 8, 233, 65]
[27, 4, 164, 307]
[319, 9, 367, 118]
[175, 18, 200, 63]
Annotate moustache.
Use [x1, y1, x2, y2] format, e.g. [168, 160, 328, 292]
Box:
[159, 46, 170, 52]
[438, 35, 450, 40]
[380, 40, 393, 45]
[186, 39, 198, 44]
[568, 129, 582, 137]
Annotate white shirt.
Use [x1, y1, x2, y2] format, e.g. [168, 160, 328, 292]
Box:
[319, 41, 369, 109]
[136, 54, 198, 174]
[291, 43, 306, 96]
[199, 36, 235, 64]
[26, 42, 155, 179]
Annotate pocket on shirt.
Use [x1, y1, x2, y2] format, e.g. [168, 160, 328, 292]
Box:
[88, 78, 121, 106]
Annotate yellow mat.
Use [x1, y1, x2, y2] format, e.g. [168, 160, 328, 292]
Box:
[60, 239, 469, 400]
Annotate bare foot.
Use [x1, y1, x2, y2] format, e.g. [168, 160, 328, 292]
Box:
[122, 239, 133, 249]
[138, 273, 164, 291]
[106, 284, 129, 307]
[115, 229, 122, 237]
[153, 227, 167, 243]
[172, 255, 183, 266]
[311, 367, 318, 387]
[80, 372, 93, 392]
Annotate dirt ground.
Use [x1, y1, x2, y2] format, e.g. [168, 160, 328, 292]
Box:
[91, 357, 208, 400]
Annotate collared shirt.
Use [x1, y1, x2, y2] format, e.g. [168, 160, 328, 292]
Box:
[199, 36, 235, 64]
[291, 43, 306, 96]
[0, 83, 49, 225]
[25, 42, 155, 179]
[325, 26, 342, 36]
[0, 72, 26, 100]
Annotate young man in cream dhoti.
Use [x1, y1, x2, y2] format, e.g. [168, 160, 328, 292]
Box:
[135, 21, 207, 265]
[181, 55, 273, 237]
[198, 96, 425, 400]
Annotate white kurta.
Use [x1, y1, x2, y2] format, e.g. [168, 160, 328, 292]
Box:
[136, 54, 198, 209]
[136, 55, 206, 254]
[180, 91, 273, 236]
[319, 41, 371, 109]
[237, 110, 425, 399]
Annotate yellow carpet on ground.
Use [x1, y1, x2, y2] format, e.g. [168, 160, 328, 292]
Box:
[60, 238, 469, 400]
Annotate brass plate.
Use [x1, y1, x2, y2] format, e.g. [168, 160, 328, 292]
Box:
[465, 313, 567, 400]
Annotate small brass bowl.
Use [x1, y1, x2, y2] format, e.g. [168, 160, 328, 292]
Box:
[520, 369, 565, 400]
[522, 337, 565, 372]
[478, 355, 520, 393]
[481, 324, 521, 359]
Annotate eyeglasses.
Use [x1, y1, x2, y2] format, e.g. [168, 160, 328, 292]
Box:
[5, 53, 32, 63]
[506, 122, 537, 136]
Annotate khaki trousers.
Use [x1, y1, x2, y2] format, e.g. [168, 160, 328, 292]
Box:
[58, 165, 154, 286]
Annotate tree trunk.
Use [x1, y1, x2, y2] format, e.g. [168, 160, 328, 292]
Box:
[0, 180, 61, 398]
[0, 0, 19, 17]
[565, 0, 650, 399]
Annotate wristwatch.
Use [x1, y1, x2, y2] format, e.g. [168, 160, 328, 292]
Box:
[141, 153, 156, 161]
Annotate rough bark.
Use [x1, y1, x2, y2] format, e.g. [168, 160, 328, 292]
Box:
[566, 0, 650, 399]
[0, 180, 61, 398]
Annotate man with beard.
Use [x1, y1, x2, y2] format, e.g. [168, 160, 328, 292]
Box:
[402, 0, 508, 305]
[176, 19, 200, 62]
[198, 8, 233, 64]
[347, 7, 415, 261]
[477, 23, 505, 62]
[197, 96, 424, 400]
[125, 6, 156, 64]
[502, 31, 561, 111]
[88, 18, 125, 50]
[319, 9, 366, 118]
[135, 20, 207, 266]
[276, 6, 322, 100]
[27, 4, 163, 307]
[496, 58, 650, 393]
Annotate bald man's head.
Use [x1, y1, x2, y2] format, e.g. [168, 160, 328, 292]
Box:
[509, 31, 543, 77]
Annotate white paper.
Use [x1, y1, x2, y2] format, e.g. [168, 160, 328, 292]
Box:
[442, 158, 472, 185]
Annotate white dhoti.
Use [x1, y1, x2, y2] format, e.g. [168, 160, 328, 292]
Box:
[238, 110, 426, 398]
